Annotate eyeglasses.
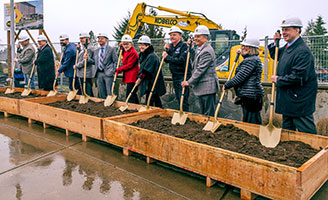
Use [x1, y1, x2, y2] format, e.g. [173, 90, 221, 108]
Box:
[122, 43, 130, 46]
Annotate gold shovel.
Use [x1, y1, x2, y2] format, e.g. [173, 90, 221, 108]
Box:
[79, 50, 89, 104]
[118, 83, 138, 112]
[21, 55, 37, 96]
[138, 56, 165, 112]
[259, 34, 282, 148]
[5, 53, 18, 94]
[171, 47, 191, 125]
[104, 49, 123, 107]
[67, 49, 80, 101]
[203, 53, 240, 132]
[47, 53, 64, 97]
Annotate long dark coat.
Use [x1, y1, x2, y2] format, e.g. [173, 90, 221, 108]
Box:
[35, 44, 55, 91]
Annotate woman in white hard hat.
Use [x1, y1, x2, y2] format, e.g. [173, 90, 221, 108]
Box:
[135, 35, 166, 108]
[116, 35, 140, 103]
[224, 38, 264, 124]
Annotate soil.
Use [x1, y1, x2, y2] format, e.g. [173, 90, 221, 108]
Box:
[46, 100, 137, 118]
[0, 92, 42, 99]
[131, 116, 320, 168]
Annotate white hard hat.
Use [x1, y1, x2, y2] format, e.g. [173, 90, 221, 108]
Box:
[137, 35, 151, 44]
[79, 32, 89, 38]
[37, 35, 47, 42]
[168, 26, 183, 34]
[19, 35, 29, 42]
[281, 17, 303, 28]
[121, 35, 133, 42]
[194, 25, 210, 35]
[97, 32, 108, 39]
[241, 38, 260, 48]
[59, 34, 69, 40]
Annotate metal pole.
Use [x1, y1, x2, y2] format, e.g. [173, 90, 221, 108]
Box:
[10, 0, 15, 85]
[264, 36, 269, 82]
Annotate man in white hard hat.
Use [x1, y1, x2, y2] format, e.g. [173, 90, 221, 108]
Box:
[181, 25, 219, 116]
[92, 33, 117, 99]
[269, 17, 318, 134]
[74, 32, 95, 96]
[15, 36, 36, 89]
[34, 35, 55, 91]
[57, 34, 78, 92]
[162, 26, 192, 112]
[224, 38, 264, 124]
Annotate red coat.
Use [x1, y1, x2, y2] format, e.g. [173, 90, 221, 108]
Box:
[117, 46, 139, 83]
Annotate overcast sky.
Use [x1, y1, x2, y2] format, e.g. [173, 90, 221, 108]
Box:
[1, 0, 328, 44]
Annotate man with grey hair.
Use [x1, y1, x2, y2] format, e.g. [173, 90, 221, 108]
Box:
[91, 33, 117, 99]
[181, 25, 220, 116]
[16, 36, 36, 89]
[269, 17, 318, 134]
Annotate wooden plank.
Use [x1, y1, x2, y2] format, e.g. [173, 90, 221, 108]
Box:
[296, 148, 328, 199]
[104, 109, 328, 199]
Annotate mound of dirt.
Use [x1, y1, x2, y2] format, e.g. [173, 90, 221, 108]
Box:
[46, 100, 137, 118]
[131, 115, 319, 168]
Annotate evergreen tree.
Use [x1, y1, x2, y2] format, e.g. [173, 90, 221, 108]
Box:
[112, 12, 131, 41]
[303, 15, 328, 76]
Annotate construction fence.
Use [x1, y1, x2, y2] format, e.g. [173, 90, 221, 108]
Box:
[0, 35, 327, 89]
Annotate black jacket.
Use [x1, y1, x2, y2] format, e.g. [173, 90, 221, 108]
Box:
[35, 44, 55, 91]
[224, 54, 264, 99]
[268, 37, 318, 117]
[138, 45, 166, 97]
[164, 40, 192, 79]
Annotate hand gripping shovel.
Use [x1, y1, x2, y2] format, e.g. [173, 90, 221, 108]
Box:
[79, 50, 89, 104]
[138, 56, 165, 112]
[171, 46, 191, 125]
[104, 48, 123, 107]
[259, 31, 282, 148]
[47, 53, 64, 97]
[203, 53, 240, 132]
[119, 83, 138, 112]
[21, 55, 37, 96]
[67, 49, 80, 101]
[5, 53, 18, 94]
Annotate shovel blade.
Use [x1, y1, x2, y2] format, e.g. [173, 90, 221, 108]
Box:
[203, 120, 221, 133]
[259, 125, 282, 148]
[21, 88, 31, 96]
[119, 104, 128, 112]
[171, 112, 188, 125]
[138, 106, 150, 112]
[5, 88, 15, 94]
[47, 90, 57, 97]
[67, 90, 78, 101]
[104, 95, 117, 107]
[79, 95, 89, 104]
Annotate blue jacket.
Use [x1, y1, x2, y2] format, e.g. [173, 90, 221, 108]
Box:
[58, 43, 77, 77]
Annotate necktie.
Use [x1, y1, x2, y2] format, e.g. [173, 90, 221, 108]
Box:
[99, 47, 105, 71]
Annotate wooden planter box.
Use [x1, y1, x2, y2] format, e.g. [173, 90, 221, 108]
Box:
[0, 87, 49, 116]
[20, 95, 159, 141]
[103, 109, 328, 200]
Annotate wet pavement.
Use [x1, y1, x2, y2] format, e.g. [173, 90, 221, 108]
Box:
[0, 114, 327, 200]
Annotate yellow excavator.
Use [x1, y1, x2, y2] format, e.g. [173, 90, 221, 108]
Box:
[125, 2, 274, 82]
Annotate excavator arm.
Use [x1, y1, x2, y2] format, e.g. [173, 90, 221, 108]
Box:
[125, 2, 222, 38]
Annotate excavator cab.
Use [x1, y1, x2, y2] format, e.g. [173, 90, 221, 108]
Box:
[210, 30, 240, 77]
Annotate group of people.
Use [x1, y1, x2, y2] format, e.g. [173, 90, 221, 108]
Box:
[14, 16, 318, 134]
